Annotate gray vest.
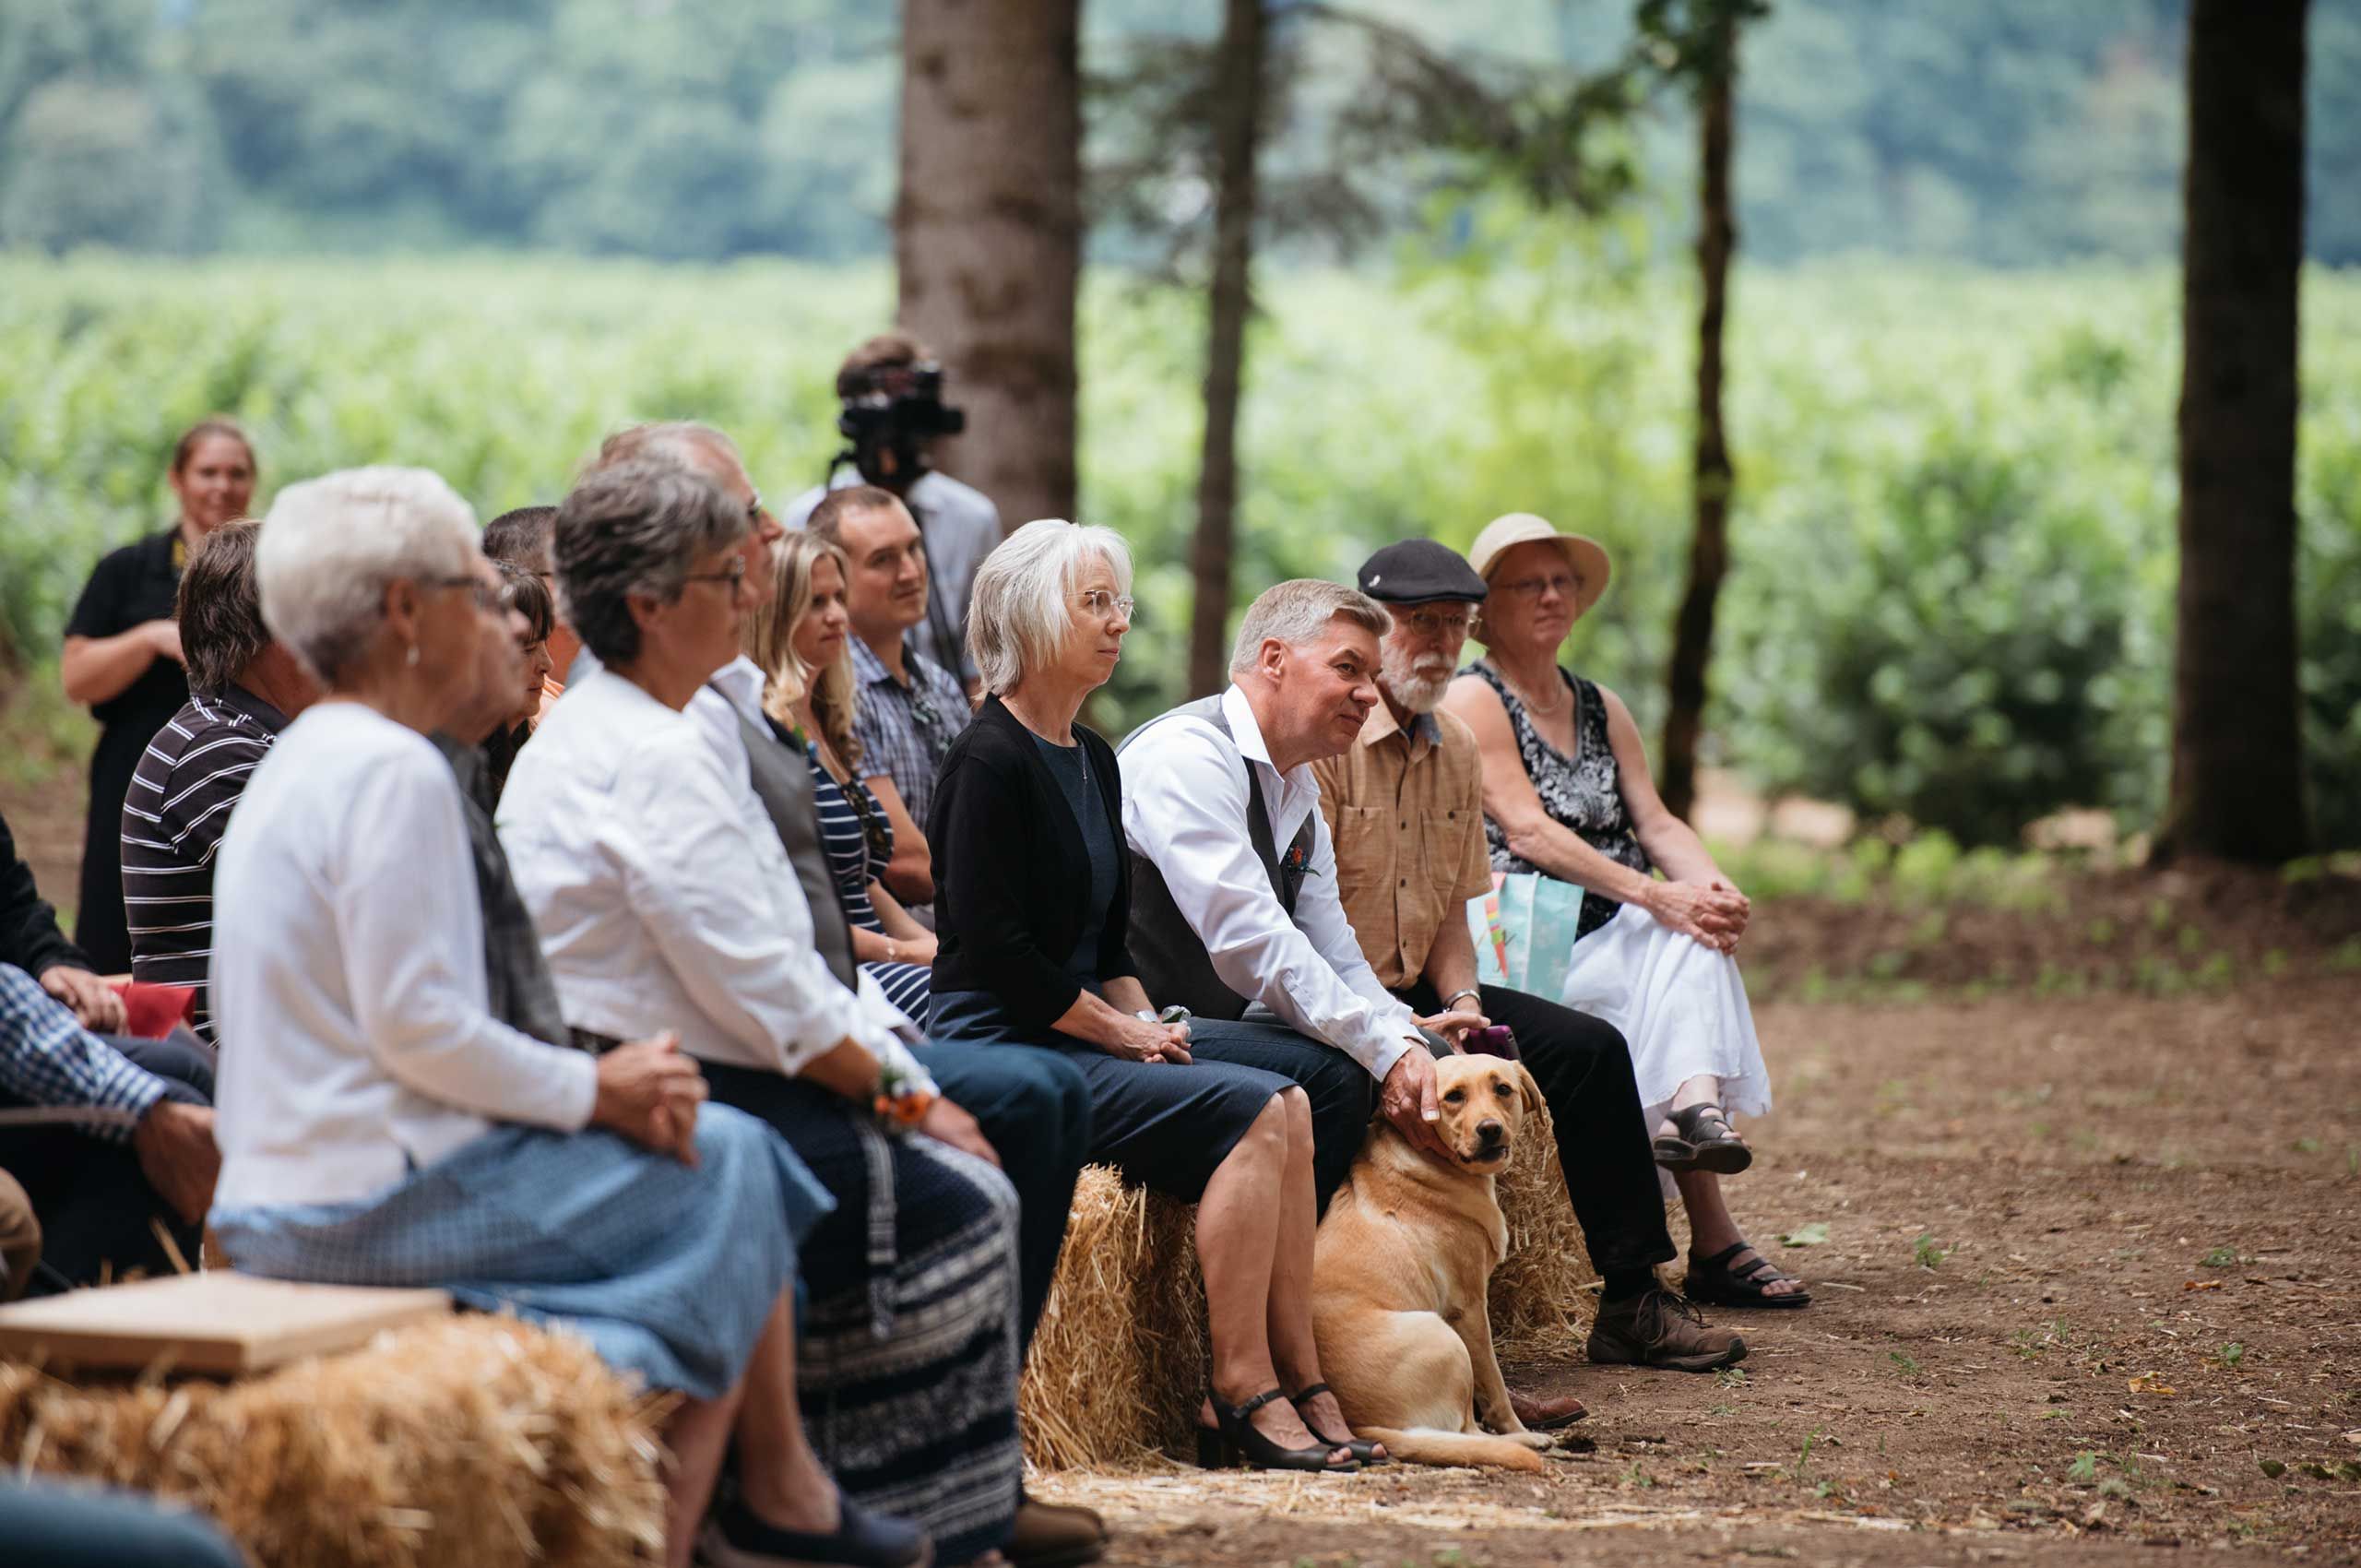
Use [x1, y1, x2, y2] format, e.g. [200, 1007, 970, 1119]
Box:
[1117, 694, 1316, 1021]
[724, 695, 859, 990]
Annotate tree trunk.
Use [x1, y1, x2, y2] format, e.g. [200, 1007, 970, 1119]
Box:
[1657, 20, 1738, 824]
[1187, 0, 1267, 698]
[2157, 0, 2310, 862]
[896, 0, 1081, 530]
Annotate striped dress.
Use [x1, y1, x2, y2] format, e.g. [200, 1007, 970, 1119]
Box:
[120, 686, 290, 1040]
[801, 740, 931, 1019]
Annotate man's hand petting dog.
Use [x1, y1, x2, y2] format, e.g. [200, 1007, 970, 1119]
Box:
[1380, 1045, 1456, 1160]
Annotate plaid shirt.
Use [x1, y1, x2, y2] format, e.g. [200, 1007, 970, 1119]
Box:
[849, 636, 971, 838]
[0, 962, 166, 1140]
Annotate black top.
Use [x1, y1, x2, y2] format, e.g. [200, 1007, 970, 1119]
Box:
[928, 695, 1136, 1030]
[65, 526, 190, 969]
[1031, 732, 1118, 980]
[1468, 661, 1648, 941]
[0, 805, 86, 979]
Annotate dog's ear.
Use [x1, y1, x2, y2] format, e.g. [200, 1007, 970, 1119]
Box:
[1512, 1062, 1545, 1123]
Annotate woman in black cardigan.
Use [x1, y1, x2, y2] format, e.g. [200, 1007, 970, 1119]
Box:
[929, 520, 1381, 1476]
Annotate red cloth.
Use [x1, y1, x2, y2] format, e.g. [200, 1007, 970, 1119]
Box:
[111, 980, 197, 1039]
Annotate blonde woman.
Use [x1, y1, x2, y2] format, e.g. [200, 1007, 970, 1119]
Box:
[744, 533, 935, 1020]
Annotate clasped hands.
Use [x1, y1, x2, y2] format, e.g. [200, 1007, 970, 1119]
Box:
[1644, 877, 1750, 953]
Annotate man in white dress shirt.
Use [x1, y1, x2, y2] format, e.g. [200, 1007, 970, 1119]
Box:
[1121, 579, 1747, 1374]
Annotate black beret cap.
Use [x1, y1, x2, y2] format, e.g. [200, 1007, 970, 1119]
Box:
[1356, 539, 1490, 605]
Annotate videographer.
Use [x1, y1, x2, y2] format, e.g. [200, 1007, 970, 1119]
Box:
[783, 333, 1000, 699]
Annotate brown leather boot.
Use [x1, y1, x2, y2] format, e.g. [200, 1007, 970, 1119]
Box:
[1009, 1493, 1106, 1568]
[1585, 1288, 1748, 1372]
[1509, 1388, 1588, 1429]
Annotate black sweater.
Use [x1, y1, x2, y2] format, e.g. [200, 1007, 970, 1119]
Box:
[0, 806, 87, 979]
[927, 695, 1137, 1030]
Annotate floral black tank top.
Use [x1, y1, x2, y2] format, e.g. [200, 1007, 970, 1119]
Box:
[1469, 661, 1650, 941]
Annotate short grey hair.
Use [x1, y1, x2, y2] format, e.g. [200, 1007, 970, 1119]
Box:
[967, 518, 1135, 696]
[556, 460, 751, 666]
[1228, 579, 1392, 676]
[256, 466, 478, 685]
[588, 420, 742, 481]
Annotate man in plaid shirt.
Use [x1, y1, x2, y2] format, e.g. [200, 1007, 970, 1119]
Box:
[0, 808, 219, 1294]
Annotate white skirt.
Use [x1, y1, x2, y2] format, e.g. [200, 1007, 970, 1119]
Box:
[1558, 900, 1773, 1135]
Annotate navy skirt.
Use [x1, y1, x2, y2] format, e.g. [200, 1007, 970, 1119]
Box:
[929, 989, 1301, 1202]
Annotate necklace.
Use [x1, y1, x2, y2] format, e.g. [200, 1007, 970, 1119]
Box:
[1493, 659, 1569, 719]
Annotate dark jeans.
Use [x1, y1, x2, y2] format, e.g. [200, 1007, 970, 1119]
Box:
[0, 1482, 245, 1568]
[0, 1033, 213, 1295]
[1394, 980, 1675, 1277]
[908, 1041, 1092, 1358]
[1189, 1016, 1375, 1216]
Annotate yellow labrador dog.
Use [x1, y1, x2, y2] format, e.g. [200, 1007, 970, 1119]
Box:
[1311, 1051, 1554, 1472]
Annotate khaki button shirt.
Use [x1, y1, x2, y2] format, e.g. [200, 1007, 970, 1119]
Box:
[1311, 702, 1495, 991]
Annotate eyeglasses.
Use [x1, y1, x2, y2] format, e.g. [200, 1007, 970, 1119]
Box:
[1495, 572, 1579, 600]
[1403, 607, 1474, 636]
[1077, 589, 1136, 620]
[682, 558, 749, 592]
[429, 575, 504, 612]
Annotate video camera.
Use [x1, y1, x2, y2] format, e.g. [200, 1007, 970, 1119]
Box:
[834, 360, 967, 487]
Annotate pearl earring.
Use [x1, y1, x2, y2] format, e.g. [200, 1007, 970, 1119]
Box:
[406, 643, 421, 669]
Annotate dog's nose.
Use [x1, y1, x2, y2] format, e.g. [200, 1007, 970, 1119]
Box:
[1477, 1119, 1505, 1146]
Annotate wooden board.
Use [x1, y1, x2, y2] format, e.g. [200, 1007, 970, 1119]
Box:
[0, 1271, 451, 1375]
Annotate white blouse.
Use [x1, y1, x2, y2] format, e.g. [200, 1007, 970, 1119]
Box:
[498, 666, 929, 1087]
[208, 702, 599, 1210]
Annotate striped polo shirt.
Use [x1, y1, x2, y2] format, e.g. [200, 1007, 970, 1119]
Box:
[121, 684, 290, 1041]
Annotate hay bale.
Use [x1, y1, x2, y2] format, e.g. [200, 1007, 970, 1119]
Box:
[1021, 1111, 1633, 1471]
[1017, 1168, 1204, 1472]
[0, 1314, 666, 1567]
[1489, 1093, 1598, 1357]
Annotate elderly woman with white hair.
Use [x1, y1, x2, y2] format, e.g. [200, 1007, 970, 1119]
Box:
[204, 468, 906, 1568]
[927, 520, 1380, 1477]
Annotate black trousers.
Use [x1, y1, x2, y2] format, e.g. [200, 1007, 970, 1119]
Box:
[1394, 979, 1675, 1277]
[0, 1033, 212, 1295]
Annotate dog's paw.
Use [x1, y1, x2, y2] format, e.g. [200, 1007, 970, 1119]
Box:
[1510, 1430, 1555, 1451]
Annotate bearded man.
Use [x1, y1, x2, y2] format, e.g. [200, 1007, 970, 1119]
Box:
[1308, 540, 1744, 1381]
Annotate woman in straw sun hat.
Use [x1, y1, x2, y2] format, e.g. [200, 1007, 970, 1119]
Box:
[1440, 512, 1806, 1311]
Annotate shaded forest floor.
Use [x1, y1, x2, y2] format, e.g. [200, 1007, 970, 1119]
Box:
[6, 731, 2360, 1563]
[1045, 980, 2361, 1566]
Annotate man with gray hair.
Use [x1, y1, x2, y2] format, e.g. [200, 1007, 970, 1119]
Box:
[1119, 579, 1457, 1204]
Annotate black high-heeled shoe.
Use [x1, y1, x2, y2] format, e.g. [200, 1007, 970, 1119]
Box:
[1193, 1388, 1358, 1473]
[1290, 1383, 1390, 1466]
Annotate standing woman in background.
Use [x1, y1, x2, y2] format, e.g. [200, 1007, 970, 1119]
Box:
[60, 420, 257, 971]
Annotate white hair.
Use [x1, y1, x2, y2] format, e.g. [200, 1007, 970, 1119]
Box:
[256, 466, 479, 685]
[967, 518, 1135, 695]
[1228, 579, 1391, 676]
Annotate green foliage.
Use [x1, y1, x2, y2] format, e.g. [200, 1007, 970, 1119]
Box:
[0, 1, 2357, 266]
[5, 252, 2360, 850]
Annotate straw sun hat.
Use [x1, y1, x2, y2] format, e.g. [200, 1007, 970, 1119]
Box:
[1466, 512, 1613, 621]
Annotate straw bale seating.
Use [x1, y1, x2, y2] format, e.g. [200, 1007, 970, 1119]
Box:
[0, 1276, 666, 1568]
[1018, 1096, 1604, 1471]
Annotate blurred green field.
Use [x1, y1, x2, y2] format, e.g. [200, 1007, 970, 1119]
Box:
[4, 247, 2357, 844]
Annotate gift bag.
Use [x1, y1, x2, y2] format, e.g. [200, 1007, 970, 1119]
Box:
[1466, 871, 1587, 997]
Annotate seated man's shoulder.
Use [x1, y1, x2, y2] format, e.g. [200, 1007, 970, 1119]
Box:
[1432, 703, 1483, 756]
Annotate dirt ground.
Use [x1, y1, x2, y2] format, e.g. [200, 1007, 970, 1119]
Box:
[1038, 980, 2361, 1567]
[6, 742, 2359, 1564]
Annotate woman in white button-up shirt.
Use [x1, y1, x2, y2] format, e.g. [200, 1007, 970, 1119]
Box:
[500, 457, 1022, 1568]
[208, 467, 925, 1568]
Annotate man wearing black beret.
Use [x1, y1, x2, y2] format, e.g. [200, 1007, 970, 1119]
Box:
[1311, 540, 1744, 1384]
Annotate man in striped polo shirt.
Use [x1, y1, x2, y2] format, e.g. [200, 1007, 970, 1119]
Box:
[121, 521, 318, 1041]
